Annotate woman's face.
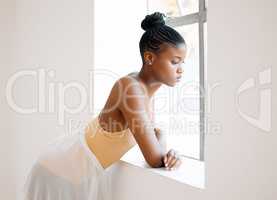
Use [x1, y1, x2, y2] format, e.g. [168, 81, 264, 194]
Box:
[150, 43, 187, 87]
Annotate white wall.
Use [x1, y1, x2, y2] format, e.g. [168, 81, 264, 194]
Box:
[110, 0, 277, 199]
[0, 2, 16, 199]
[0, 0, 276, 200]
[0, 0, 94, 199]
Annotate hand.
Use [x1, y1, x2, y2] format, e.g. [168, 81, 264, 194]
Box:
[163, 149, 182, 170]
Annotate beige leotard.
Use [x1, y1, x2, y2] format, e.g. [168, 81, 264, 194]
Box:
[84, 115, 137, 169]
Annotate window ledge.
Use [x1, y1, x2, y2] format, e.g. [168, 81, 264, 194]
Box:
[120, 145, 205, 189]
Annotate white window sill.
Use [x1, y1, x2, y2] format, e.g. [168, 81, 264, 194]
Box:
[120, 145, 205, 189]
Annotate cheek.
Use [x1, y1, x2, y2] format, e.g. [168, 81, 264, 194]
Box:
[154, 60, 175, 80]
[160, 60, 175, 73]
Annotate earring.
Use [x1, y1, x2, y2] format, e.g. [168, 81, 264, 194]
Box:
[147, 61, 152, 65]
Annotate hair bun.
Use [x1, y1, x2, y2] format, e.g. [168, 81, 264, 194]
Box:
[141, 12, 166, 31]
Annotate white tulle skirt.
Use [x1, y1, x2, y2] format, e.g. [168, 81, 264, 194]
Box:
[23, 131, 111, 200]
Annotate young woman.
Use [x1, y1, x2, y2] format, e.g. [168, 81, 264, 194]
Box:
[23, 12, 187, 200]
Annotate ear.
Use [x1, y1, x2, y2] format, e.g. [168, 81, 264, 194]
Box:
[143, 51, 156, 64]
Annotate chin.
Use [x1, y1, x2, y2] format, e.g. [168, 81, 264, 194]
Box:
[161, 78, 177, 87]
[164, 81, 176, 87]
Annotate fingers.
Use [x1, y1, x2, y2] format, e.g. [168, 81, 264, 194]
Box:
[163, 149, 173, 168]
[172, 159, 182, 169]
[163, 155, 168, 166]
[166, 149, 175, 167]
[164, 149, 182, 170]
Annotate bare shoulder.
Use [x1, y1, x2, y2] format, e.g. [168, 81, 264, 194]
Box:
[115, 72, 145, 97]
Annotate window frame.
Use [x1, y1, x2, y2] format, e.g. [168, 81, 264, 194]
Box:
[147, 0, 207, 161]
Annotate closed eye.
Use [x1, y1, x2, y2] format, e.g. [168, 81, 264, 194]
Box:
[172, 60, 185, 65]
[171, 61, 179, 64]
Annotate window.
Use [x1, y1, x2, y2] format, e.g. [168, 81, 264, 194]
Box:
[94, 0, 146, 115]
[148, 0, 207, 160]
[94, 0, 207, 161]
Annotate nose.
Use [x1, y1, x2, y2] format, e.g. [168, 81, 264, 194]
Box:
[177, 65, 184, 74]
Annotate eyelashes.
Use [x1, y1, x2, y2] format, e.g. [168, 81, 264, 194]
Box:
[171, 60, 180, 64]
[171, 60, 185, 65]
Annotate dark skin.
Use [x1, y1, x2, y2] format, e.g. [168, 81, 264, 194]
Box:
[97, 42, 186, 170]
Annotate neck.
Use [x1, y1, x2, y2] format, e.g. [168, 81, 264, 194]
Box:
[137, 64, 162, 99]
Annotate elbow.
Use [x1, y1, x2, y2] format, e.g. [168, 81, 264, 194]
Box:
[147, 157, 164, 168]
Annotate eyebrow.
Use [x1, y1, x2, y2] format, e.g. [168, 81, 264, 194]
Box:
[173, 56, 184, 61]
[173, 56, 183, 60]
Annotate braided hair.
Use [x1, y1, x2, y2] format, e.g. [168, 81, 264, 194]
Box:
[139, 12, 186, 64]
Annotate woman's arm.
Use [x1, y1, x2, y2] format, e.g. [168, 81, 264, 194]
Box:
[149, 96, 167, 153]
[153, 127, 183, 170]
[117, 77, 167, 168]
